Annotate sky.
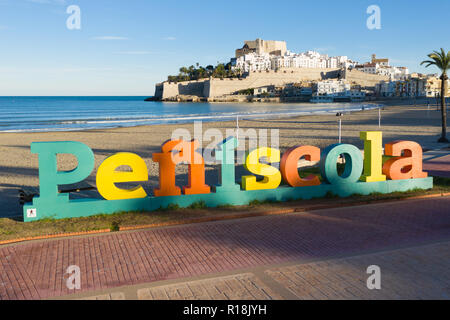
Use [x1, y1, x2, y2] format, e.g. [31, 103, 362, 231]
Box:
[0, 0, 449, 96]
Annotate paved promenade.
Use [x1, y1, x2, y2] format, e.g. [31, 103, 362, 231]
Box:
[1, 196, 450, 300]
[423, 150, 450, 177]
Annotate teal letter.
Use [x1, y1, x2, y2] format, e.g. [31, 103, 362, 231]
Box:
[31, 141, 95, 205]
[214, 136, 240, 192]
[320, 144, 363, 184]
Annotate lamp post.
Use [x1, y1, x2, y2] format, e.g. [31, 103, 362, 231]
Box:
[378, 106, 381, 128]
[336, 112, 343, 143]
[236, 115, 239, 142]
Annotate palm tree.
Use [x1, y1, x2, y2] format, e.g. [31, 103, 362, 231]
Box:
[421, 48, 450, 142]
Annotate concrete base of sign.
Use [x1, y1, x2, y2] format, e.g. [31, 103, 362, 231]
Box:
[23, 177, 433, 221]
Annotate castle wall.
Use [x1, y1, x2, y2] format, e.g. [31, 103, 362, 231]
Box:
[155, 79, 207, 99]
[207, 68, 340, 97]
[343, 69, 389, 89]
[154, 83, 164, 99]
[155, 67, 393, 100]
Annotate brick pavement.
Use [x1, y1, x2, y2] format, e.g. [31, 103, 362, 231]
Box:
[265, 241, 450, 299]
[1, 196, 450, 300]
[124, 241, 450, 300]
[423, 153, 450, 178]
[136, 273, 283, 300]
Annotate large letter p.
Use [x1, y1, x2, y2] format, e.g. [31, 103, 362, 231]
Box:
[31, 141, 95, 206]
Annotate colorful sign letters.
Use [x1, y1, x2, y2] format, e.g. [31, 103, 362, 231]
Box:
[23, 131, 432, 221]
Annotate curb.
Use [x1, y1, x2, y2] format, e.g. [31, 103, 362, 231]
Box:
[118, 208, 295, 232]
[0, 229, 111, 246]
[1, 192, 449, 246]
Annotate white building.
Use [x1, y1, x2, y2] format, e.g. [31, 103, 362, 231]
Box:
[311, 80, 365, 102]
[231, 45, 358, 72]
[376, 81, 397, 97]
[313, 80, 351, 95]
[355, 54, 410, 80]
[233, 53, 272, 72]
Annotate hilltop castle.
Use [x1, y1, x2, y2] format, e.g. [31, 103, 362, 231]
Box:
[235, 39, 287, 57]
[153, 39, 435, 101]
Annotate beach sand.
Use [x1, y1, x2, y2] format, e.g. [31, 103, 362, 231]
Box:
[0, 101, 446, 218]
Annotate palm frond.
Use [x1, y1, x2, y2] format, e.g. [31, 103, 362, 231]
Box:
[422, 49, 449, 72]
[420, 60, 435, 67]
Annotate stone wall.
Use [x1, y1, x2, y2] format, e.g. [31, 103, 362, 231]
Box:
[155, 68, 342, 99]
[206, 68, 341, 97]
[155, 79, 208, 100]
[154, 68, 391, 99]
[343, 69, 389, 89]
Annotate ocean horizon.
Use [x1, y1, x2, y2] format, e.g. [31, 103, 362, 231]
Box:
[0, 96, 382, 133]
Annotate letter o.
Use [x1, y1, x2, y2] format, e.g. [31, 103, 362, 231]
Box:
[320, 144, 363, 184]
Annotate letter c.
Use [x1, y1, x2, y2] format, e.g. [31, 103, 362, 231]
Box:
[280, 145, 321, 187]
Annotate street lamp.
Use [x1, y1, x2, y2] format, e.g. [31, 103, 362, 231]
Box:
[236, 115, 239, 142]
[378, 106, 381, 128]
[336, 112, 343, 143]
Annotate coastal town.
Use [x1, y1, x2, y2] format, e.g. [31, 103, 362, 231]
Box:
[154, 39, 449, 103]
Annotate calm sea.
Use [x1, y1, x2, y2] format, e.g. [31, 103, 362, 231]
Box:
[0, 96, 382, 132]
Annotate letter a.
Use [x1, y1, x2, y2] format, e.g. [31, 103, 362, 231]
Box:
[382, 141, 427, 180]
[366, 265, 381, 290]
[366, 5, 381, 30]
[66, 5, 81, 30]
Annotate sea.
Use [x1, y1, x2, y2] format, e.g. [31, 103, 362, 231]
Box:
[0, 96, 383, 133]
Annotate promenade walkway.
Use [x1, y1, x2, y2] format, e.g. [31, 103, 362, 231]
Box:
[1, 196, 449, 300]
[423, 150, 450, 177]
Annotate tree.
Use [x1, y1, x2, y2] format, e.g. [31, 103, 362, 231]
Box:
[206, 65, 214, 75]
[179, 67, 188, 75]
[188, 65, 195, 79]
[168, 62, 240, 82]
[421, 48, 450, 142]
[213, 64, 226, 78]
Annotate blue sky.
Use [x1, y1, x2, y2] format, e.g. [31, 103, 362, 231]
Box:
[0, 0, 449, 96]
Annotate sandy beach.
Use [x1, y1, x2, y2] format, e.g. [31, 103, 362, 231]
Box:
[0, 101, 446, 218]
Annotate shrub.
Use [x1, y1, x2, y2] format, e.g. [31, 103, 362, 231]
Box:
[110, 221, 120, 232]
[167, 203, 181, 211]
[188, 201, 207, 209]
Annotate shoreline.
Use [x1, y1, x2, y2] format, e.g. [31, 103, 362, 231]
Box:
[1, 96, 438, 134]
[0, 101, 386, 134]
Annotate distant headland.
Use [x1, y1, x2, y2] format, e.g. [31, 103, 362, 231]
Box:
[148, 39, 446, 103]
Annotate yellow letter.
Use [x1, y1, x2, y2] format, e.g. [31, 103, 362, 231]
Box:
[96, 152, 148, 200]
[360, 131, 386, 182]
[242, 147, 281, 190]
